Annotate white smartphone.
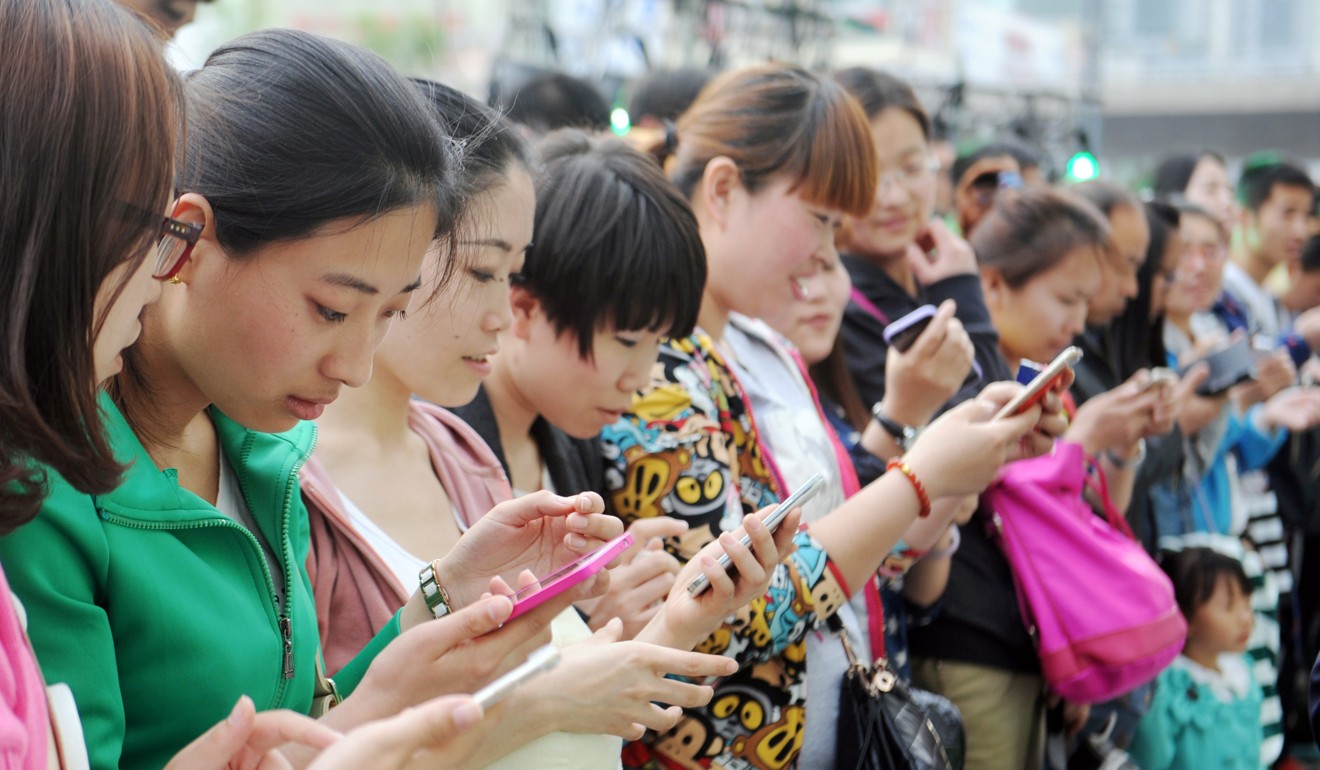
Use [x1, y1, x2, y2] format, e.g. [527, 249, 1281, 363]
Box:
[686, 473, 825, 596]
[473, 644, 560, 709]
[993, 346, 1083, 421]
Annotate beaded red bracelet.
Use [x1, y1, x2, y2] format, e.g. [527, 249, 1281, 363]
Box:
[886, 458, 931, 518]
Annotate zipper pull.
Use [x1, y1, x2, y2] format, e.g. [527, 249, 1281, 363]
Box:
[279, 617, 294, 680]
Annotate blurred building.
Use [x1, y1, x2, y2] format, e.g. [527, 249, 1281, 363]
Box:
[171, 0, 1319, 183]
[1097, 0, 1320, 181]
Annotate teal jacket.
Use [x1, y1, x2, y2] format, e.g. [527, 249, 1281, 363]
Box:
[0, 396, 396, 769]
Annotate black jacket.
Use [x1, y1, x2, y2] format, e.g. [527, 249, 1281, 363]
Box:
[842, 255, 1036, 672]
[450, 387, 606, 498]
[1072, 325, 1185, 554]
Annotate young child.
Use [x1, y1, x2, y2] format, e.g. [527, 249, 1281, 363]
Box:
[1129, 546, 1263, 770]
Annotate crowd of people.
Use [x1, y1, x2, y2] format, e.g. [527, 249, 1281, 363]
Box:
[4, 0, 1320, 769]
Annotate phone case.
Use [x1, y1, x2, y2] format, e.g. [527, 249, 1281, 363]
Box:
[883, 305, 938, 351]
[995, 347, 1082, 420]
[507, 532, 634, 620]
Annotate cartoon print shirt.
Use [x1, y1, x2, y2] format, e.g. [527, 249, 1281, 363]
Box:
[602, 329, 850, 770]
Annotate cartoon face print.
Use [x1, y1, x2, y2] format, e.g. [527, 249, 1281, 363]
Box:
[653, 714, 723, 769]
[671, 456, 729, 521]
[808, 573, 847, 620]
[708, 682, 777, 742]
[613, 448, 684, 523]
[741, 704, 806, 770]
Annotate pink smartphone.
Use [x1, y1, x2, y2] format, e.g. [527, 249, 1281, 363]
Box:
[506, 532, 634, 621]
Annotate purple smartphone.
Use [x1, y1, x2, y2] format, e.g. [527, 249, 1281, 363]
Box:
[883, 305, 938, 353]
[506, 532, 634, 621]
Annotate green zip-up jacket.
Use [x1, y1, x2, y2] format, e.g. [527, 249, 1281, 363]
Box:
[0, 395, 397, 769]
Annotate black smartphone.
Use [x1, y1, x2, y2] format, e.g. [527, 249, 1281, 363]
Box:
[883, 305, 937, 353]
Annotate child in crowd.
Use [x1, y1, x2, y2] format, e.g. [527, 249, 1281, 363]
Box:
[1129, 547, 1262, 770]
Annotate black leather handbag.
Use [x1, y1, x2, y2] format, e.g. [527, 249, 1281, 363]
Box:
[830, 613, 962, 770]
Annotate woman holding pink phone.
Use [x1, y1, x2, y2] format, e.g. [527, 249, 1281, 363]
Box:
[304, 94, 795, 769]
[0, 23, 639, 770]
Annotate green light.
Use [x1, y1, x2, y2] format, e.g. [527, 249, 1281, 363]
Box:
[1066, 151, 1099, 181]
[610, 107, 630, 136]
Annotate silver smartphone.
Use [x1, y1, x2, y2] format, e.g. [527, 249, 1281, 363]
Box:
[685, 473, 825, 596]
[473, 644, 560, 708]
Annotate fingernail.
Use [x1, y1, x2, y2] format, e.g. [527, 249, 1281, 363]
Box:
[745, 515, 763, 533]
[567, 515, 588, 531]
[227, 696, 248, 726]
[453, 701, 483, 729]
[568, 533, 588, 549]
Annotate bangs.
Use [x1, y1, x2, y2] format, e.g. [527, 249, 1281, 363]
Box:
[788, 81, 877, 218]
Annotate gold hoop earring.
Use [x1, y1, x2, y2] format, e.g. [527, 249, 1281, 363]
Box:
[168, 276, 182, 285]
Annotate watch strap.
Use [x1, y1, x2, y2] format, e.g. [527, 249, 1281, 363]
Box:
[871, 404, 918, 450]
[418, 560, 453, 619]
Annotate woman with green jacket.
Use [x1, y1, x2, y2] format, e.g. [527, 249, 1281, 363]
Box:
[0, 27, 624, 770]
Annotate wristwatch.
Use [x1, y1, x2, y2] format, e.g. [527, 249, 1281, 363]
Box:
[1104, 438, 1147, 470]
[871, 403, 920, 452]
[418, 560, 453, 620]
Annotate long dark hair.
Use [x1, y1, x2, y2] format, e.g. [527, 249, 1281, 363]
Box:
[1111, 201, 1179, 377]
[973, 187, 1111, 288]
[412, 78, 537, 288]
[0, 0, 182, 531]
[177, 30, 458, 256]
[116, 29, 459, 431]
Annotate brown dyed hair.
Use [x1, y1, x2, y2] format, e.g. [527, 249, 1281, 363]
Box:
[0, 0, 182, 531]
[660, 63, 878, 218]
[972, 187, 1111, 289]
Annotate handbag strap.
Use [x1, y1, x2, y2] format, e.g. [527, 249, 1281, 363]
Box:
[1085, 459, 1136, 540]
[849, 287, 890, 326]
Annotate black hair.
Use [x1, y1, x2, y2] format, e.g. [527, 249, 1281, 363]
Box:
[1151, 151, 1226, 197]
[1111, 201, 1179, 377]
[972, 187, 1111, 289]
[951, 141, 1027, 185]
[1069, 179, 1142, 219]
[178, 29, 459, 256]
[1239, 161, 1315, 212]
[496, 72, 611, 135]
[628, 68, 713, 124]
[832, 67, 931, 139]
[411, 78, 538, 288]
[1301, 234, 1320, 274]
[1160, 547, 1252, 620]
[520, 129, 705, 357]
[413, 78, 536, 202]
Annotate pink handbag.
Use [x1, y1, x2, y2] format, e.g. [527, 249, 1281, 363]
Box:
[983, 441, 1187, 703]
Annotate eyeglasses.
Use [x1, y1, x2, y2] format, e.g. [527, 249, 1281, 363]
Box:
[154, 216, 202, 281]
[878, 156, 941, 192]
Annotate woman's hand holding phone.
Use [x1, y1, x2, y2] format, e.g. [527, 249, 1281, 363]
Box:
[432, 490, 623, 612]
[636, 506, 801, 653]
[900, 381, 1048, 499]
[1066, 370, 1167, 457]
[508, 619, 737, 742]
[876, 300, 974, 432]
[339, 585, 589, 731]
